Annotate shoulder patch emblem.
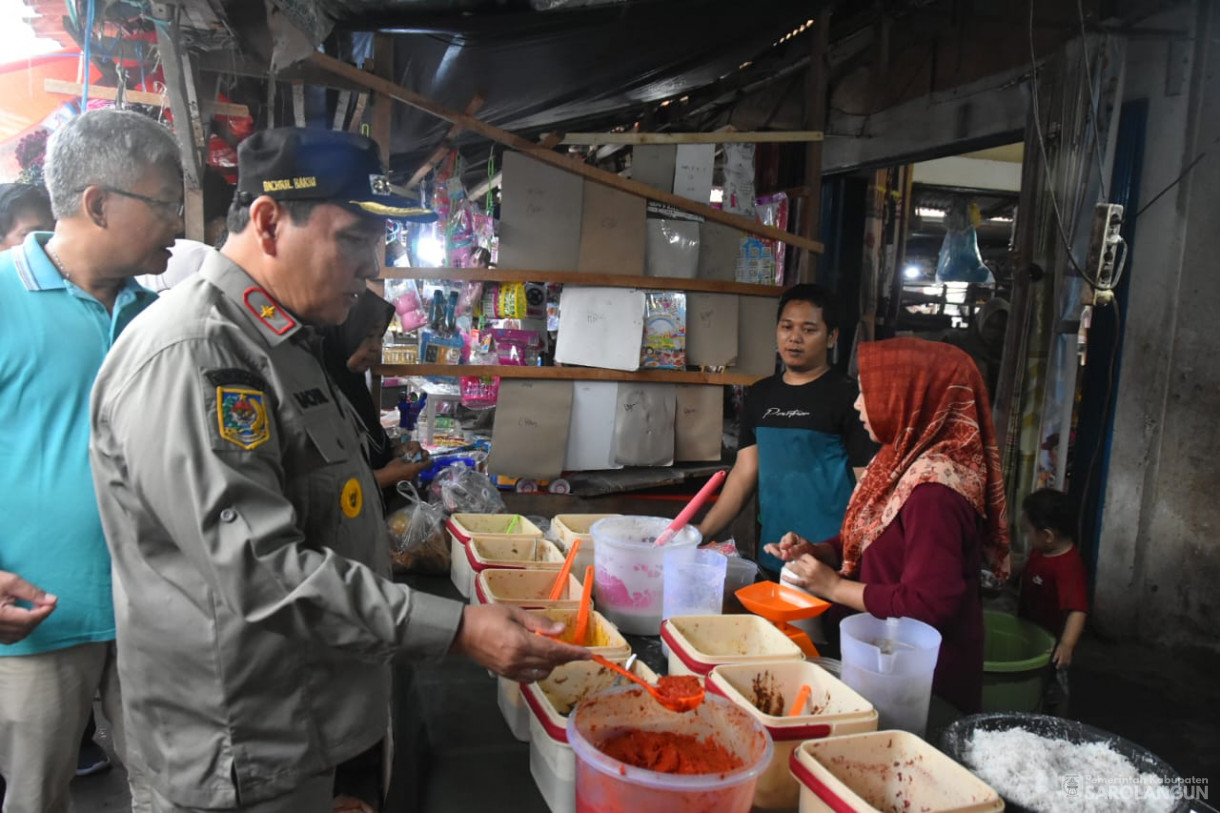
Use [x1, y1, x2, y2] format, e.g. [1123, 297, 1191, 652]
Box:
[243, 287, 296, 335]
[217, 386, 271, 450]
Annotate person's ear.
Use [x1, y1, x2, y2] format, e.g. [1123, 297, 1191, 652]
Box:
[828, 327, 839, 349]
[81, 186, 108, 228]
[1037, 528, 1055, 548]
[248, 196, 282, 257]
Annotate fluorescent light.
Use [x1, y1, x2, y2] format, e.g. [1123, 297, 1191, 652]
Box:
[903, 265, 921, 280]
[416, 234, 445, 267]
[916, 207, 946, 219]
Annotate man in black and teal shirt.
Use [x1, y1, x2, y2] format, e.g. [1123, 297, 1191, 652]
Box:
[697, 284, 877, 575]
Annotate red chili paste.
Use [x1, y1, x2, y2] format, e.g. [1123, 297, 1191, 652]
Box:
[654, 675, 701, 703]
[597, 729, 743, 775]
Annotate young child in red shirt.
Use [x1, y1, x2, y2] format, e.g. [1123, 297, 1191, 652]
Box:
[1018, 488, 1089, 713]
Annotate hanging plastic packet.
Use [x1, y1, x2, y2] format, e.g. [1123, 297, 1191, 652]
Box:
[456, 281, 484, 317]
[393, 280, 429, 332]
[420, 330, 464, 364]
[491, 328, 542, 366]
[459, 376, 500, 409]
[640, 291, 687, 369]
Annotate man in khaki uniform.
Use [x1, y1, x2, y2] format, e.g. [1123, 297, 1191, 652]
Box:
[89, 128, 586, 812]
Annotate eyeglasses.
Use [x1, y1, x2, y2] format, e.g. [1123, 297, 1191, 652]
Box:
[101, 187, 185, 220]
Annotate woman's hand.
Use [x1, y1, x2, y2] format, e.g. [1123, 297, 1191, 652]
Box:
[763, 532, 813, 563]
[781, 554, 843, 600]
[381, 457, 428, 483]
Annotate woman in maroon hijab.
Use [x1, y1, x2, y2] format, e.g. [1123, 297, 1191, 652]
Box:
[768, 338, 1010, 713]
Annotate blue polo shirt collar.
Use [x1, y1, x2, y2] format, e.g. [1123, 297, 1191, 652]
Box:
[15, 231, 158, 309]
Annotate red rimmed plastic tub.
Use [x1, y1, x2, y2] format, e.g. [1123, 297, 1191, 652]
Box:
[567, 685, 773, 813]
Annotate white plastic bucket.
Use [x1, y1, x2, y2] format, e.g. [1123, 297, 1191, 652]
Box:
[591, 516, 701, 635]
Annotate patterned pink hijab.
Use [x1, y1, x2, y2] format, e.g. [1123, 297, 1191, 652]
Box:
[840, 338, 1011, 579]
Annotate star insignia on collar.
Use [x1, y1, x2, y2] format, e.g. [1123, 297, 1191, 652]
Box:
[260, 304, 276, 319]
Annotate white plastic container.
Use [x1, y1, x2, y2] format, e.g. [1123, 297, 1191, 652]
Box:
[661, 615, 804, 677]
[523, 658, 658, 813]
[446, 514, 543, 597]
[707, 660, 878, 810]
[552, 514, 619, 582]
[474, 568, 584, 609]
[789, 730, 1004, 812]
[840, 614, 942, 738]
[591, 516, 702, 635]
[451, 535, 564, 600]
[496, 609, 631, 742]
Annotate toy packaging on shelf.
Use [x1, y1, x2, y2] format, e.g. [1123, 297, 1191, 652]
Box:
[460, 376, 500, 409]
[419, 330, 465, 365]
[640, 292, 686, 369]
[734, 192, 789, 286]
[388, 278, 429, 333]
[492, 328, 543, 366]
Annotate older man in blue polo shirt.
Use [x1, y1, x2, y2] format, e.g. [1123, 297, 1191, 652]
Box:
[0, 108, 182, 813]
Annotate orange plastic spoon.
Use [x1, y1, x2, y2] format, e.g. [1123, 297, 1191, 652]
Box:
[548, 538, 581, 601]
[572, 565, 595, 645]
[590, 653, 704, 713]
[788, 684, 813, 717]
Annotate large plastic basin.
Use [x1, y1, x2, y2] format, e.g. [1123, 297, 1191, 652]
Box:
[981, 610, 1055, 712]
[567, 685, 772, 813]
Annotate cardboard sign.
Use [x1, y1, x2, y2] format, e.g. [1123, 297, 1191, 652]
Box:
[675, 385, 723, 462]
[735, 296, 778, 375]
[577, 181, 646, 275]
[613, 383, 676, 467]
[486, 379, 574, 479]
[686, 292, 739, 367]
[499, 151, 584, 270]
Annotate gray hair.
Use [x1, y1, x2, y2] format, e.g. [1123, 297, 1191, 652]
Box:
[44, 109, 182, 219]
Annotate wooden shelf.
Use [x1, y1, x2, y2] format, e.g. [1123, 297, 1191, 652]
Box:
[379, 266, 785, 297]
[374, 364, 765, 386]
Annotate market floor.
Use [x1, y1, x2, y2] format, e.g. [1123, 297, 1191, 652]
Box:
[70, 632, 1220, 812]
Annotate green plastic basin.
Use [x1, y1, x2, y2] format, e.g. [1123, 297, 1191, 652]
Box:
[981, 611, 1056, 712]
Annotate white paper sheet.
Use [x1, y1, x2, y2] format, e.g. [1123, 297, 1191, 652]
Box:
[554, 286, 645, 371]
[564, 382, 623, 471]
[672, 144, 715, 203]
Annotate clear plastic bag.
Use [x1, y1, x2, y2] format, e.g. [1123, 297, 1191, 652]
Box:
[437, 467, 505, 515]
[387, 481, 449, 574]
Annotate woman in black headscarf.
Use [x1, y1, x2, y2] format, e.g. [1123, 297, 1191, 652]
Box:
[321, 290, 429, 503]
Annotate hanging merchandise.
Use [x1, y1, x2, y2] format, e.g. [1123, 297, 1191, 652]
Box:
[640, 292, 687, 369]
[420, 330, 465, 364]
[721, 143, 757, 216]
[459, 376, 500, 409]
[735, 192, 789, 286]
[479, 282, 528, 319]
[392, 279, 429, 332]
[935, 200, 993, 284]
[491, 328, 543, 366]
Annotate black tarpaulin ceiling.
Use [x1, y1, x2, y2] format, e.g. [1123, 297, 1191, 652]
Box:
[322, 0, 818, 176]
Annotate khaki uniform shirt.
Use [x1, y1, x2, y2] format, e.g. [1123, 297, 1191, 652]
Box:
[90, 252, 464, 808]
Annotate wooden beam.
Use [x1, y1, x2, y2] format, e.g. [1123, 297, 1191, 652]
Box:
[151, 2, 204, 242]
[43, 80, 250, 118]
[406, 94, 487, 189]
[374, 363, 765, 387]
[379, 266, 786, 298]
[555, 130, 824, 145]
[307, 51, 823, 254]
[468, 132, 562, 199]
[370, 34, 395, 164]
[798, 14, 832, 284]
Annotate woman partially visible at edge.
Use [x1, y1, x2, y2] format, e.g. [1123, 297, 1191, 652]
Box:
[321, 290, 430, 503]
[768, 338, 1010, 714]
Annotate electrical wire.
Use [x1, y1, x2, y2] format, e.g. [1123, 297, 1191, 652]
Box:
[81, 0, 96, 108]
[1076, 0, 1109, 202]
[1135, 149, 1208, 217]
[1029, 0, 1126, 294]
